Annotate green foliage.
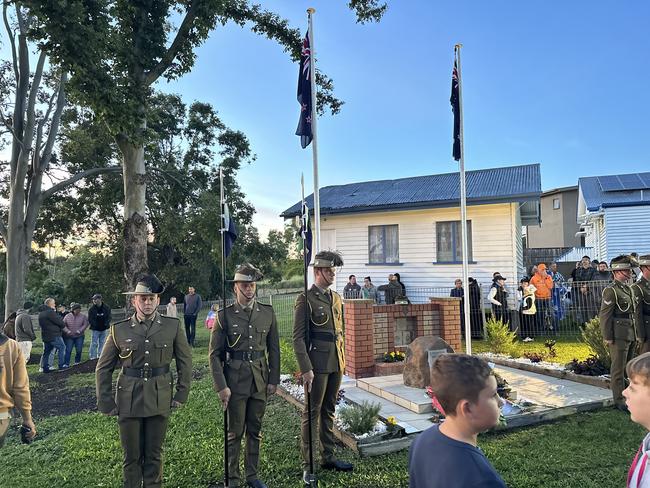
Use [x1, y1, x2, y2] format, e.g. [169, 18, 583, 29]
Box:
[580, 317, 611, 370]
[337, 400, 381, 436]
[566, 355, 609, 376]
[279, 338, 298, 375]
[469, 337, 592, 365]
[484, 318, 519, 356]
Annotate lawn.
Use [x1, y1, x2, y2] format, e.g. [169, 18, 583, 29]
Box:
[1, 314, 643, 487]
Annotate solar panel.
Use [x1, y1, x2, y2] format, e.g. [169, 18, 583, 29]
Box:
[639, 172, 650, 188]
[597, 175, 624, 191]
[619, 173, 648, 190]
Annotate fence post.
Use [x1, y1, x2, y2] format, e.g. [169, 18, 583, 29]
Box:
[479, 283, 487, 338]
[269, 294, 273, 307]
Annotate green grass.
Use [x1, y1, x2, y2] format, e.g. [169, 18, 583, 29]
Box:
[467, 336, 593, 365]
[1, 319, 644, 487]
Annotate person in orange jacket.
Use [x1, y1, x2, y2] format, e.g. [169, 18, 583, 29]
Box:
[531, 264, 554, 335]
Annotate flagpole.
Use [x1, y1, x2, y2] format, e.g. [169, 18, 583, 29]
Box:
[219, 166, 230, 488]
[307, 7, 321, 256]
[455, 44, 472, 354]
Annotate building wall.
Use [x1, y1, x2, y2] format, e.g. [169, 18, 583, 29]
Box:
[318, 203, 521, 292]
[603, 205, 650, 261]
[527, 188, 581, 248]
[584, 213, 606, 262]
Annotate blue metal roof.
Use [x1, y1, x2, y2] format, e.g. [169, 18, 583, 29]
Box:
[281, 163, 541, 218]
[579, 172, 650, 212]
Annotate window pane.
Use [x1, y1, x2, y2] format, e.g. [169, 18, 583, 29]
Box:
[437, 222, 454, 262]
[368, 226, 384, 263]
[385, 225, 399, 263]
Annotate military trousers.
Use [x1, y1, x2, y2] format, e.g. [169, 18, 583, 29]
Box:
[118, 414, 169, 488]
[301, 370, 342, 470]
[609, 341, 635, 407]
[226, 386, 268, 486]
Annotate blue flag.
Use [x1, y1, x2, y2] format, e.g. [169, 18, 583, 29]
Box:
[223, 203, 238, 258]
[300, 201, 312, 266]
[296, 29, 313, 148]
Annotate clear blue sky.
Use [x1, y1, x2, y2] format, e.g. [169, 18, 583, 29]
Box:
[162, 0, 650, 236]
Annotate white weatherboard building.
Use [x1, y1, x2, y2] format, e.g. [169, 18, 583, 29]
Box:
[578, 172, 650, 263]
[282, 164, 542, 297]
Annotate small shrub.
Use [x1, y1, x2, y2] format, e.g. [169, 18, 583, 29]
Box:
[544, 339, 557, 358]
[523, 351, 545, 363]
[280, 338, 299, 374]
[566, 355, 609, 376]
[580, 317, 611, 370]
[337, 401, 381, 435]
[484, 318, 519, 356]
[382, 351, 406, 363]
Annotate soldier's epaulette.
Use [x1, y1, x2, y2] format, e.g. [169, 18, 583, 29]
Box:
[159, 314, 180, 321]
[257, 301, 272, 308]
[112, 317, 131, 327]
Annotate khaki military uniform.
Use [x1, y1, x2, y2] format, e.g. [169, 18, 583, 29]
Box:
[599, 281, 638, 407]
[209, 300, 280, 486]
[96, 312, 192, 488]
[293, 285, 345, 470]
[632, 276, 650, 354]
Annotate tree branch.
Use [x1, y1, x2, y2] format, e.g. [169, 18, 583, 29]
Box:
[38, 71, 67, 172]
[41, 166, 122, 201]
[3, 1, 18, 80]
[144, 2, 199, 86]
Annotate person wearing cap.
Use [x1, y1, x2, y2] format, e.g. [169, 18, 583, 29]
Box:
[96, 274, 192, 488]
[488, 274, 509, 326]
[531, 264, 554, 334]
[63, 303, 90, 367]
[88, 293, 112, 360]
[293, 250, 353, 483]
[599, 255, 640, 411]
[632, 255, 650, 354]
[209, 263, 280, 488]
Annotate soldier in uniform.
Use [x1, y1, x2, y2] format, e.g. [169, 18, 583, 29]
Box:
[599, 255, 639, 411]
[209, 264, 280, 488]
[96, 274, 192, 488]
[293, 251, 353, 484]
[632, 254, 650, 354]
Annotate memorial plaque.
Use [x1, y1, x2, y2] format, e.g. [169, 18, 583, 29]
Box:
[427, 349, 449, 369]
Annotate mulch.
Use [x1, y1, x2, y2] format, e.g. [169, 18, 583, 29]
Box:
[31, 360, 99, 418]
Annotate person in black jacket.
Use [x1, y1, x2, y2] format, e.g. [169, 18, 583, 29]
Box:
[88, 294, 112, 360]
[38, 298, 66, 372]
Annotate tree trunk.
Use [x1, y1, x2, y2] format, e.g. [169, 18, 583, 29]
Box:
[4, 222, 29, 316]
[117, 133, 148, 290]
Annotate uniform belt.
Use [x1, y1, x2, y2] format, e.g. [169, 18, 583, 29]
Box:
[613, 313, 632, 319]
[229, 350, 265, 361]
[311, 331, 336, 342]
[643, 307, 650, 315]
[122, 365, 170, 378]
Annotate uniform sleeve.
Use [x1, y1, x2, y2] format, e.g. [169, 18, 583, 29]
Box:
[292, 293, 313, 374]
[11, 343, 31, 416]
[599, 287, 616, 341]
[632, 284, 645, 342]
[208, 311, 228, 392]
[95, 326, 120, 413]
[173, 320, 192, 404]
[267, 309, 281, 385]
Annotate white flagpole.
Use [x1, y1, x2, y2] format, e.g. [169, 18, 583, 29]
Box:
[456, 44, 472, 354]
[307, 8, 321, 255]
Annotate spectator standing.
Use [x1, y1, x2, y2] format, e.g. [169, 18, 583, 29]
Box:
[14, 303, 35, 363]
[517, 277, 537, 341]
[166, 296, 178, 317]
[205, 303, 218, 330]
[574, 256, 597, 282]
[88, 294, 112, 360]
[531, 264, 554, 335]
[0, 331, 36, 446]
[183, 286, 202, 347]
[450, 279, 465, 333]
[575, 283, 598, 325]
[378, 274, 402, 305]
[39, 298, 67, 373]
[488, 275, 509, 325]
[361, 276, 379, 303]
[394, 272, 406, 295]
[468, 278, 484, 338]
[63, 303, 90, 367]
[594, 261, 613, 304]
[343, 275, 361, 299]
[549, 263, 566, 329]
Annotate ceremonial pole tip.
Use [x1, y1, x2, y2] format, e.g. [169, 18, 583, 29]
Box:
[307, 7, 316, 14]
[455, 43, 463, 49]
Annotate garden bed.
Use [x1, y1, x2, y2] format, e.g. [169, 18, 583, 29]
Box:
[478, 353, 610, 389]
[277, 376, 409, 457]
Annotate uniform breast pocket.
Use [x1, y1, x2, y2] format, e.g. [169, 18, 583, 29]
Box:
[255, 323, 268, 346]
[154, 341, 173, 363]
[311, 310, 329, 326]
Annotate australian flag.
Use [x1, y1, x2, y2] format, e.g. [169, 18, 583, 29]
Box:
[222, 202, 238, 258]
[296, 29, 313, 148]
[450, 55, 461, 161]
[299, 201, 313, 267]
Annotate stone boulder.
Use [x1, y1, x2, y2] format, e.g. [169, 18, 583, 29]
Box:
[402, 336, 455, 388]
